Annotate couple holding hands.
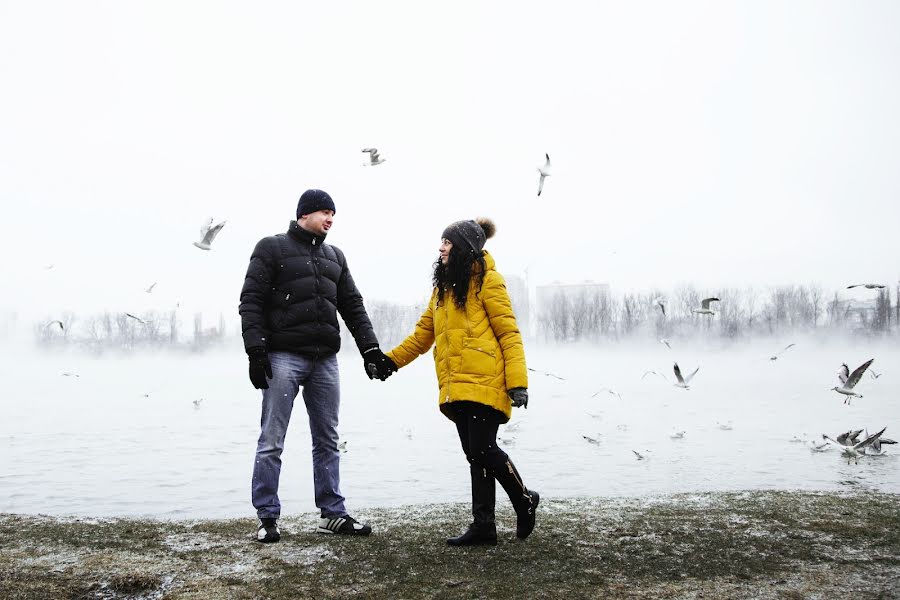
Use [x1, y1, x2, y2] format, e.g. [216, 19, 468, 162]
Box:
[239, 189, 538, 547]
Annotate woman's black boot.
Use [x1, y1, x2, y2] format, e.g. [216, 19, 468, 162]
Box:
[495, 458, 540, 539]
[447, 465, 497, 546]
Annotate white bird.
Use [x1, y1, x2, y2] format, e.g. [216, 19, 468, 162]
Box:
[642, 370, 670, 383]
[193, 398, 203, 409]
[145, 282, 157, 294]
[46, 320, 65, 331]
[846, 283, 885, 289]
[61, 371, 80, 378]
[632, 450, 647, 460]
[692, 297, 720, 315]
[669, 431, 685, 439]
[193, 218, 227, 250]
[862, 429, 893, 456]
[673, 362, 700, 389]
[583, 435, 601, 445]
[823, 427, 886, 464]
[717, 421, 734, 431]
[527, 367, 566, 381]
[833, 429, 864, 446]
[769, 343, 796, 361]
[125, 312, 146, 324]
[591, 388, 622, 401]
[807, 440, 830, 452]
[362, 148, 386, 166]
[659, 338, 672, 350]
[832, 359, 874, 404]
[869, 369, 882, 380]
[536, 154, 551, 196]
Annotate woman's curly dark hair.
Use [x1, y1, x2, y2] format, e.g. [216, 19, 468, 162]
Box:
[433, 247, 487, 309]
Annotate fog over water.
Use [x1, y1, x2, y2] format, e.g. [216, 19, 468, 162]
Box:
[2, 336, 897, 519]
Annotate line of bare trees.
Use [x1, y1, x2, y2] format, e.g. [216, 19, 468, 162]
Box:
[33, 310, 228, 351]
[536, 284, 896, 342]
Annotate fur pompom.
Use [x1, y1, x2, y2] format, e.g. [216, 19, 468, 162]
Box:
[475, 217, 496, 240]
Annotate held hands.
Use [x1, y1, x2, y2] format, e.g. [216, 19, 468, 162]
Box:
[248, 347, 272, 390]
[363, 347, 398, 381]
[508, 387, 529, 409]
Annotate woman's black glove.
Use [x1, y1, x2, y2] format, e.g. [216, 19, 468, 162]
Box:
[248, 347, 272, 390]
[363, 347, 398, 381]
[508, 387, 529, 409]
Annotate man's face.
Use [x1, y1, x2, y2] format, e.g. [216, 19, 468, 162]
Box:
[439, 238, 452, 265]
[298, 210, 334, 236]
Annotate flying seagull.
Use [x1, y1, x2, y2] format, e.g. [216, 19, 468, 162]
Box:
[125, 312, 146, 324]
[46, 320, 64, 331]
[669, 430, 686, 439]
[770, 343, 796, 361]
[834, 429, 864, 446]
[582, 435, 601, 445]
[846, 283, 885, 289]
[536, 153, 551, 196]
[362, 148, 386, 166]
[527, 367, 566, 381]
[193, 218, 227, 250]
[659, 338, 672, 350]
[832, 359, 874, 404]
[632, 450, 647, 460]
[869, 369, 882, 380]
[823, 427, 886, 464]
[692, 297, 720, 315]
[145, 282, 157, 294]
[591, 388, 622, 401]
[673, 362, 700, 389]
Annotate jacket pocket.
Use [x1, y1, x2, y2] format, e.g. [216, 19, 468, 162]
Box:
[460, 337, 497, 377]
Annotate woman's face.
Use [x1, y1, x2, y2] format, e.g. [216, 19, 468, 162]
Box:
[439, 238, 453, 264]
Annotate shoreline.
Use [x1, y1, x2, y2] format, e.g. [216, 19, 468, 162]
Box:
[3, 490, 899, 599]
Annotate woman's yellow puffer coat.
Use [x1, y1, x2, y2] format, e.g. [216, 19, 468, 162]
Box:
[386, 251, 528, 422]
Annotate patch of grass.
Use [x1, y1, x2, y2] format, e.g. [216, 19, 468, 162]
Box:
[2, 491, 899, 599]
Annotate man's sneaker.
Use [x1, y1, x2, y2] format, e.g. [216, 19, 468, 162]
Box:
[317, 515, 372, 536]
[256, 518, 280, 543]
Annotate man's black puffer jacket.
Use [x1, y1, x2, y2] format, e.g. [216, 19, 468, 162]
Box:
[239, 221, 378, 357]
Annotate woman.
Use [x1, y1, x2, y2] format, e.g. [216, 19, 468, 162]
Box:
[384, 217, 539, 546]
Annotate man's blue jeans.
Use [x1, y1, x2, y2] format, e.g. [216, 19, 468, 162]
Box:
[252, 351, 346, 519]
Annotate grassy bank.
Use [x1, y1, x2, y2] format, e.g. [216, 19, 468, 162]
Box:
[2, 491, 899, 599]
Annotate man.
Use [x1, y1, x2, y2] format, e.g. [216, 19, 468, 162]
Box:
[239, 188, 396, 543]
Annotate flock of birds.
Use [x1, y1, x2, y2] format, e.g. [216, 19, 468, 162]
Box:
[529, 286, 892, 465]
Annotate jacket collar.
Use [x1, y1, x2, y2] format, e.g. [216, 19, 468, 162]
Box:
[287, 220, 327, 245]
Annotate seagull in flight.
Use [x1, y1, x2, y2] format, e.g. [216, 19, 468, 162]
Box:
[846, 283, 885, 289]
[869, 369, 883, 380]
[362, 148, 386, 166]
[536, 153, 551, 196]
[823, 427, 886, 464]
[632, 450, 647, 460]
[46, 320, 65, 331]
[193, 218, 227, 250]
[673, 362, 700, 389]
[864, 429, 896, 456]
[125, 312, 146, 324]
[692, 297, 720, 315]
[582, 435, 601, 445]
[832, 359, 874, 404]
[528, 367, 566, 381]
[669, 430, 685, 439]
[145, 282, 157, 294]
[591, 388, 622, 401]
[769, 343, 796, 361]
[659, 338, 672, 350]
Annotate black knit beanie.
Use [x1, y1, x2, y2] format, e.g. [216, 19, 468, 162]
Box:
[296, 189, 336, 218]
[441, 218, 495, 255]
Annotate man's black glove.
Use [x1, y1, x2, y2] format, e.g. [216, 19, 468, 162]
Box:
[508, 387, 529, 409]
[363, 347, 397, 381]
[248, 347, 272, 390]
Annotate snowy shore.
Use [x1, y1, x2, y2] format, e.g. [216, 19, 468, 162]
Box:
[3, 490, 898, 599]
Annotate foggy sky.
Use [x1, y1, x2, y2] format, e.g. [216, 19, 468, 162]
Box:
[2, 1, 899, 321]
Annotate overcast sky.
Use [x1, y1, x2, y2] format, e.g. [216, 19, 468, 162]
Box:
[1, 1, 899, 321]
